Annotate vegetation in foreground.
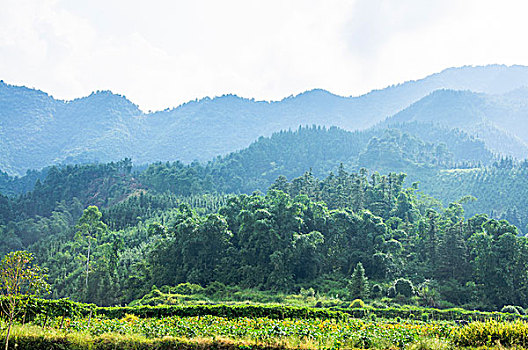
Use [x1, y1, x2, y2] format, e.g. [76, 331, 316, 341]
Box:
[3, 295, 528, 350]
[5, 313, 528, 349]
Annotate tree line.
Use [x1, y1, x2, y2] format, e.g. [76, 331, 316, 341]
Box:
[0, 166, 524, 312]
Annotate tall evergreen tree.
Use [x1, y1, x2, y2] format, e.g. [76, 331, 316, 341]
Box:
[348, 262, 369, 300]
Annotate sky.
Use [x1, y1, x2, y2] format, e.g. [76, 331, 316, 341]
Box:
[1, 0, 528, 111]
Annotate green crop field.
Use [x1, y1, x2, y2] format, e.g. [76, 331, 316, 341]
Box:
[2, 299, 528, 349]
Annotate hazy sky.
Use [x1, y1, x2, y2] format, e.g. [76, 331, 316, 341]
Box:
[1, 0, 528, 111]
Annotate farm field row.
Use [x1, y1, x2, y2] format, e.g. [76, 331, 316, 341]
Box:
[4, 314, 528, 349]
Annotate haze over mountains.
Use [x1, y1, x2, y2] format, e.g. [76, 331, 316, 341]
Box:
[2, 64, 528, 176]
[382, 88, 528, 158]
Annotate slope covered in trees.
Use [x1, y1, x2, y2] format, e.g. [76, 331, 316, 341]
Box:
[1, 118, 528, 312]
[1, 162, 527, 312]
[2, 124, 520, 230]
[382, 89, 528, 158]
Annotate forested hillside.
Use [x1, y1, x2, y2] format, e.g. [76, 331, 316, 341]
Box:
[1, 159, 527, 312]
[383, 89, 528, 158]
[2, 121, 528, 312]
[2, 64, 528, 175]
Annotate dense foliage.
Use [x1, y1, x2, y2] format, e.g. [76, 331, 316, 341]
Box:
[0, 121, 528, 314]
[1, 155, 527, 312]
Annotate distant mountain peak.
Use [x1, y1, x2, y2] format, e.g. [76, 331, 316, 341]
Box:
[290, 88, 341, 99]
[67, 90, 141, 113]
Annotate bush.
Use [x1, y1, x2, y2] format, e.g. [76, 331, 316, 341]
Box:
[387, 286, 397, 298]
[121, 313, 139, 323]
[0, 325, 293, 350]
[394, 293, 407, 305]
[205, 281, 226, 297]
[436, 300, 455, 309]
[173, 283, 204, 295]
[5, 296, 527, 324]
[452, 320, 528, 347]
[516, 306, 526, 315]
[394, 278, 414, 297]
[407, 338, 453, 350]
[501, 305, 520, 314]
[371, 284, 383, 298]
[371, 301, 388, 309]
[349, 299, 366, 308]
[300, 287, 315, 298]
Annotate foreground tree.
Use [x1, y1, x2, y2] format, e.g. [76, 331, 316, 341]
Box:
[75, 206, 107, 293]
[0, 250, 49, 350]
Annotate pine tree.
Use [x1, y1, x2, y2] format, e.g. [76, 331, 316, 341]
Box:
[348, 262, 369, 300]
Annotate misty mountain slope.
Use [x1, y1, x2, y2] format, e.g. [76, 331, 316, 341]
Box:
[54, 91, 144, 163]
[0, 124, 493, 197]
[141, 124, 494, 195]
[0, 84, 144, 173]
[382, 89, 528, 158]
[382, 122, 494, 164]
[2, 64, 528, 175]
[0, 84, 60, 174]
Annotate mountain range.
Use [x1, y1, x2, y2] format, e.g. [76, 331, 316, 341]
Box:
[2, 64, 528, 176]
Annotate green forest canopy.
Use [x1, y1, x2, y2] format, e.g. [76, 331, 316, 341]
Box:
[1, 126, 528, 312]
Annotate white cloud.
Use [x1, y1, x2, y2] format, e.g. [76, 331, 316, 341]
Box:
[1, 0, 528, 111]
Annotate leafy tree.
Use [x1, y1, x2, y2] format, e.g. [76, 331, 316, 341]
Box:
[0, 251, 49, 350]
[75, 206, 107, 294]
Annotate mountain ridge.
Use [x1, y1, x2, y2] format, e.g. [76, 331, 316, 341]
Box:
[2, 64, 528, 175]
[382, 89, 528, 158]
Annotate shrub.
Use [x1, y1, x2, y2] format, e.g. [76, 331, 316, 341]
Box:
[436, 300, 455, 309]
[408, 338, 453, 350]
[205, 281, 226, 297]
[501, 305, 520, 314]
[174, 283, 204, 295]
[394, 278, 414, 297]
[371, 284, 383, 298]
[300, 287, 315, 298]
[371, 301, 388, 309]
[452, 320, 528, 347]
[349, 299, 366, 308]
[121, 313, 139, 323]
[387, 286, 397, 298]
[394, 293, 407, 305]
[516, 306, 526, 315]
